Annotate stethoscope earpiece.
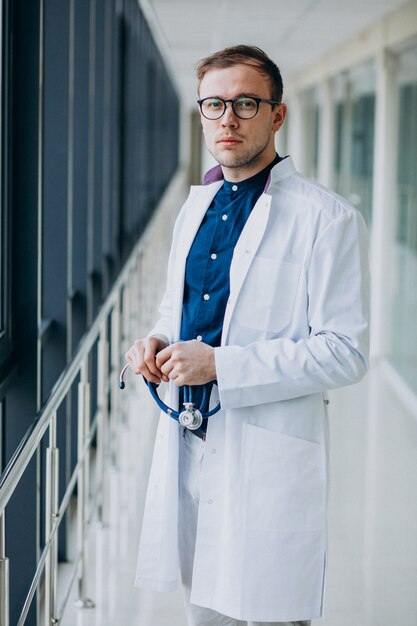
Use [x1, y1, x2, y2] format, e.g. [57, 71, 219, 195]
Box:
[119, 363, 129, 389]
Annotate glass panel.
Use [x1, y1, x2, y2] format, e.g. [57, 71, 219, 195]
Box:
[388, 42, 417, 392]
[301, 86, 320, 180]
[0, 401, 2, 471]
[333, 61, 376, 227]
[0, 0, 4, 334]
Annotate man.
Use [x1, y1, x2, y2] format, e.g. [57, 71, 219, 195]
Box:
[127, 45, 369, 626]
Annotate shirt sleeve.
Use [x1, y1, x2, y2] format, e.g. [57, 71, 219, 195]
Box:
[214, 209, 370, 409]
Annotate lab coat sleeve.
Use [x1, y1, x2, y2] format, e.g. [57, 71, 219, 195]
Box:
[147, 212, 184, 344]
[215, 210, 370, 409]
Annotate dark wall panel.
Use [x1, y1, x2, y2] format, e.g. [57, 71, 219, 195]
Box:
[1, 0, 180, 623]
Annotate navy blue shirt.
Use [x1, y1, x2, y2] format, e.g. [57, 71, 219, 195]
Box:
[180, 155, 281, 348]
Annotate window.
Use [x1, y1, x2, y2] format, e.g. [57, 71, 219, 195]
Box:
[333, 61, 376, 227]
[388, 42, 417, 392]
[301, 86, 320, 180]
[0, 0, 12, 370]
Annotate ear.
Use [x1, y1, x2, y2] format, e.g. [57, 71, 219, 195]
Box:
[272, 103, 287, 132]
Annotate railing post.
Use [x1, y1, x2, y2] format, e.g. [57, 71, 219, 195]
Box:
[74, 358, 95, 610]
[0, 510, 9, 626]
[110, 295, 122, 467]
[118, 281, 131, 510]
[96, 322, 109, 526]
[44, 412, 59, 626]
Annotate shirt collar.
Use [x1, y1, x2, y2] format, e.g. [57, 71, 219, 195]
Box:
[203, 155, 292, 192]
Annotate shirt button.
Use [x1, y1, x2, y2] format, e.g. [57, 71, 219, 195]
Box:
[196, 335, 203, 341]
[222, 214, 228, 221]
[203, 294, 210, 301]
[232, 184, 238, 191]
[210, 253, 217, 260]
[207, 499, 213, 505]
[211, 449, 216, 454]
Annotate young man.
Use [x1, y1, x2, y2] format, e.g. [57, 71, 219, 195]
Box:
[127, 45, 370, 626]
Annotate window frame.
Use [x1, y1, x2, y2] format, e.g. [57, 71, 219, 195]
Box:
[0, 0, 13, 372]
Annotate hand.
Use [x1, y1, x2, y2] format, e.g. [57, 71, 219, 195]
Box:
[156, 340, 216, 386]
[125, 335, 169, 384]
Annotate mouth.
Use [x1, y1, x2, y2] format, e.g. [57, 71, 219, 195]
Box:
[217, 136, 242, 146]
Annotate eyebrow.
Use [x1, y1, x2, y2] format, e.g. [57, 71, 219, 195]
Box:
[207, 92, 263, 100]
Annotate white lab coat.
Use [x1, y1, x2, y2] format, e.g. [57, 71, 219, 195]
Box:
[134, 157, 370, 622]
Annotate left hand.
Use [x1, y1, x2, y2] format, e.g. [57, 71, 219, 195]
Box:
[156, 340, 216, 386]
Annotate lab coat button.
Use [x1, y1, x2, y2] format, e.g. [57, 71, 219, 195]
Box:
[211, 449, 216, 454]
[207, 499, 213, 504]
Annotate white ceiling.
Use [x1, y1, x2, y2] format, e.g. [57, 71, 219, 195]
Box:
[142, 0, 409, 108]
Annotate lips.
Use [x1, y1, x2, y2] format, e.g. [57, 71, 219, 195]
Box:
[217, 136, 242, 146]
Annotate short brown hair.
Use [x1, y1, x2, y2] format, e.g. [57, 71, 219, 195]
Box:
[196, 45, 283, 102]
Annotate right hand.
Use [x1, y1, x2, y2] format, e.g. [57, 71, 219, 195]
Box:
[125, 336, 169, 384]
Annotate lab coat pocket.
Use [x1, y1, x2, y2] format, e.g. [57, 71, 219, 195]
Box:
[238, 423, 326, 532]
[235, 257, 300, 333]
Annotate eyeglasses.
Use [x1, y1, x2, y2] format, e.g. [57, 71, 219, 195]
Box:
[197, 96, 280, 120]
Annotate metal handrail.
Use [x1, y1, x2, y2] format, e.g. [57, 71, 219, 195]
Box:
[0, 253, 129, 511]
[16, 413, 99, 626]
[0, 202, 148, 625]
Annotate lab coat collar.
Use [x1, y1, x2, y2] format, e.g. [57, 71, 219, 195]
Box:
[202, 155, 297, 191]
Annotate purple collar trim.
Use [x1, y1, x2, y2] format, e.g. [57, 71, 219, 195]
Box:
[203, 163, 272, 192]
[203, 164, 223, 185]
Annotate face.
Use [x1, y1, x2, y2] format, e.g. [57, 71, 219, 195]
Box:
[198, 64, 286, 181]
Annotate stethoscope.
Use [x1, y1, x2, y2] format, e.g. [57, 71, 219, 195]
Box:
[119, 363, 221, 431]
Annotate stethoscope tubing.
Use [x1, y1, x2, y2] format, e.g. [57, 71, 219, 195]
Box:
[119, 363, 221, 422]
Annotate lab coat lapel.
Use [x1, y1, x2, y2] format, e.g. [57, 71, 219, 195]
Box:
[222, 193, 272, 344]
[172, 182, 223, 339]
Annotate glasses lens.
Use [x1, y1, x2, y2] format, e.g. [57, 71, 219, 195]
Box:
[233, 97, 258, 119]
[201, 98, 225, 119]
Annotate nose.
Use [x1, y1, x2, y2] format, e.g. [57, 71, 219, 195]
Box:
[221, 102, 239, 127]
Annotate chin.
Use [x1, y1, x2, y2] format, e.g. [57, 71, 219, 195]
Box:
[214, 152, 243, 168]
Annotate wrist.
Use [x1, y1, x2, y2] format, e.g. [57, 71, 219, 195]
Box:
[209, 346, 217, 381]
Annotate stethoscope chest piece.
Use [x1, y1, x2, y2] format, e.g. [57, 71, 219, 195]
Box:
[178, 404, 203, 430]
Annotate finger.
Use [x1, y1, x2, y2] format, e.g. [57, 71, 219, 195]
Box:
[124, 351, 161, 384]
[171, 373, 185, 387]
[141, 366, 162, 384]
[136, 357, 162, 384]
[155, 345, 172, 370]
[144, 343, 162, 378]
[125, 346, 142, 372]
[160, 358, 175, 379]
[131, 341, 146, 375]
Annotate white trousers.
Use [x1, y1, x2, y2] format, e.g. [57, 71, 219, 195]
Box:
[178, 428, 312, 626]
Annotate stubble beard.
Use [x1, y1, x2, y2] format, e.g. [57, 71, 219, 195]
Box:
[210, 133, 271, 171]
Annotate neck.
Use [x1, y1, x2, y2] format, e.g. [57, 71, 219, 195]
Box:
[220, 147, 277, 183]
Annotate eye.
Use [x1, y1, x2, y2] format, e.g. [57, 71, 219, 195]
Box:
[235, 97, 257, 111]
[205, 98, 223, 109]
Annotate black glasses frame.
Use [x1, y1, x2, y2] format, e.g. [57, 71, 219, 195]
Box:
[197, 96, 280, 120]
